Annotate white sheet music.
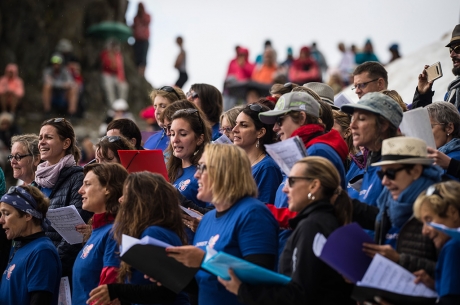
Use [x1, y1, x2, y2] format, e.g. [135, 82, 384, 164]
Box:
[180, 205, 203, 219]
[357, 254, 438, 298]
[265, 136, 307, 175]
[58, 276, 72, 305]
[399, 108, 437, 149]
[46, 205, 85, 245]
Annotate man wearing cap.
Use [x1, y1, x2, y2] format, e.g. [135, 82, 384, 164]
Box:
[412, 24, 460, 110]
[42, 53, 77, 116]
[303, 82, 339, 110]
[352, 61, 388, 99]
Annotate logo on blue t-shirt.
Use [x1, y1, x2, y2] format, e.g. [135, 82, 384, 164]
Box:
[178, 179, 191, 191]
[6, 264, 15, 280]
[80, 244, 94, 259]
[209, 234, 220, 249]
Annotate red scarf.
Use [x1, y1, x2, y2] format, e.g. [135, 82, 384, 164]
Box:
[92, 213, 116, 229]
[291, 124, 349, 162]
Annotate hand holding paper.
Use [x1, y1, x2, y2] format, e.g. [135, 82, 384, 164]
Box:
[166, 245, 205, 268]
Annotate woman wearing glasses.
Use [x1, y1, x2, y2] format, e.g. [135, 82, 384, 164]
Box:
[166, 144, 278, 305]
[95, 135, 135, 164]
[71, 163, 128, 305]
[233, 103, 283, 203]
[187, 84, 223, 141]
[36, 118, 93, 281]
[8, 134, 40, 185]
[412, 181, 460, 304]
[219, 106, 243, 142]
[0, 185, 61, 305]
[361, 137, 441, 276]
[144, 86, 186, 151]
[218, 156, 354, 304]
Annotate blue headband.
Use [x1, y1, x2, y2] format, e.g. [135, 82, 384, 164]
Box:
[1, 186, 43, 220]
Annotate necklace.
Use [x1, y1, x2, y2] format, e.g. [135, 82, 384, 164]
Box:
[251, 152, 265, 166]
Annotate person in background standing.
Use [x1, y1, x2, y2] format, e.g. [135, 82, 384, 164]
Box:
[310, 42, 328, 82]
[355, 39, 380, 65]
[0, 63, 24, 114]
[337, 42, 355, 86]
[388, 43, 401, 64]
[174, 36, 188, 89]
[132, 2, 151, 76]
[100, 39, 129, 106]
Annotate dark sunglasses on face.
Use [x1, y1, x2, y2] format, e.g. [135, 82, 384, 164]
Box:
[160, 86, 181, 100]
[276, 116, 285, 127]
[351, 78, 379, 91]
[287, 176, 313, 187]
[377, 166, 407, 180]
[7, 153, 32, 162]
[186, 91, 199, 100]
[101, 136, 122, 143]
[449, 45, 460, 54]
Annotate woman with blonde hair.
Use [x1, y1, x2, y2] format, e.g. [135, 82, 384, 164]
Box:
[166, 144, 278, 305]
[219, 156, 354, 304]
[380, 89, 407, 112]
[412, 181, 460, 304]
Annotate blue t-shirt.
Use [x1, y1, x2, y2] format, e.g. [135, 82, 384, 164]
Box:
[273, 176, 292, 259]
[346, 160, 364, 199]
[252, 155, 283, 204]
[446, 150, 460, 180]
[211, 123, 221, 141]
[193, 196, 278, 305]
[0, 236, 61, 305]
[72, 223, 119, 305]
[173, 166, 207, 208]
[435, 238, 460, 297]
[128, 226, 189, 305]
[144, 130, 169, 151]
[307, 143, 346, 189]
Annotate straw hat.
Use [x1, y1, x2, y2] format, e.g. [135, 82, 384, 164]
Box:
[371, 137, 433, 166]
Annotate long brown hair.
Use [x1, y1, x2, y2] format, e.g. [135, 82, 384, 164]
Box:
[41, 118, 81, 163]
[113, 172, 186, 281]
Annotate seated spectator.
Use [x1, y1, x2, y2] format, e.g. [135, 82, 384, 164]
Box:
[251, 47, 278, 84]
[42, 53, 78, 116]
[225, 46, 255, 82]
[99, 99, 135, 136]
[388, 43, 401, 63]
[355, 39, 380, 65]
[288, 46, 321, 84]
[0, 63, 24, 114]
[100, 39, 129, 105]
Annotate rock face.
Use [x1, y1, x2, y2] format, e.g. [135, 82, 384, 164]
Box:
[0, 0, 152, 132]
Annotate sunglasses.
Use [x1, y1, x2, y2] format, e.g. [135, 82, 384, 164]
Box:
[46, 118, 65, 123]
[186, 91, 199, 100]
[160, 86, 181, 100]
[377, 167, 407, 180]
[351, 78, 379, 91]
[284, 82, 294, 89]
[8, 153, 32, 162]
[196, 163, 207, 174]
[449, 45, 460, 54]
[287, 176, 313, 187]
[100, 136, 122, 143]
[162, 124, 172, 134]
[173, 108, 204, 132]
[246, 103, 263, 112]
[426, 185, 443, 199]
[276, 115, 286, 127]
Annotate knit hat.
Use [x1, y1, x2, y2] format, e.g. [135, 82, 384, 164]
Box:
[371, 137, 433, 166]
[341, 92, 403, 129]
[259, 92, 320, 124]
[303, 82, 339, 110]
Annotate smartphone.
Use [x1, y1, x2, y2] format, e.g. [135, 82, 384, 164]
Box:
[425, 62, 443, 83]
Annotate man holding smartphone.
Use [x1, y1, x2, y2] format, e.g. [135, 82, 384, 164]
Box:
[412, 24, 460, 110]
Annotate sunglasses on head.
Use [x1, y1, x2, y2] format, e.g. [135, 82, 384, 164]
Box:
[449, 45, 460, 54]
[377, 166, 407, 180]
[246, 103, 263, 112]
[186, 91, 199, 100]
[173, 108, 204, 132]
[100, 136, 122, 143]
[7, 153, 32, 162]
[159, 86, 181, 100]
[46, 118, 65, 124]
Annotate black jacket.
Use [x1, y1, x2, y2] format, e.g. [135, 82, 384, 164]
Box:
[42, 166, 93, 274]
[238, 200, 354, 305]
[411, 87, 434, 109]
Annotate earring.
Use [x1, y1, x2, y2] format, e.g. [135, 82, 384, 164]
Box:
[193, 149, 199, 156]
[256, 138, 260, 148]
[447, 133, 450, 136]
[307, 193, 315, 201]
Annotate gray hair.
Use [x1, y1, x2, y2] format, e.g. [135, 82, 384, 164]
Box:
[11, 134, 40, 167]
[426, 102, 460, 138]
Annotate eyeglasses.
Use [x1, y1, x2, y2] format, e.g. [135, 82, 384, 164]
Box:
[377, 167, 407, 180]
[426, 185, 443, 199]
[7, 153, 32, 162]
[449, 45, 460, 54]
[162, 124, 172, 134]
[186, 91, 199, 100]
[219, 127, 233, 134]
[287, 176, 313, 187]
[351, 79, 379, 91]
[159, 86, 181, 100]
[7, 186, 37, 208]
[100, 136, 122, 143]
[246, 103, 263, 112]
[46, 118, 65, 123]
[196, 163, 207, 174]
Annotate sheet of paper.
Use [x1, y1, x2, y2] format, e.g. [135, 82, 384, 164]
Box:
[265, 136, 307, 175]
[57, 276, 72, 305]
[46, 205, 85, 245]
[180, 205, 203, 219]
[213, 134, 233, 144]
[121, 234, 173, 256]
[399, 108, 436, 149]
[312, 233, 327, 257]
[334, 93, 352, 108]
[358, 254, 438, 298]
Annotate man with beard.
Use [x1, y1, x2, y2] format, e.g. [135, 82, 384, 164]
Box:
[412, 24, 460, 110]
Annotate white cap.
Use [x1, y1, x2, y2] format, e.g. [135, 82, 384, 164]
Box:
[112, 99, 129, 111]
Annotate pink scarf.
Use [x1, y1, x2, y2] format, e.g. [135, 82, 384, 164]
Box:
[35, 154, 76, 188]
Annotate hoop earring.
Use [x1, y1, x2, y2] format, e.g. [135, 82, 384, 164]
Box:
[307, 193, 315, 201]
[256, 138, 260, 148]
